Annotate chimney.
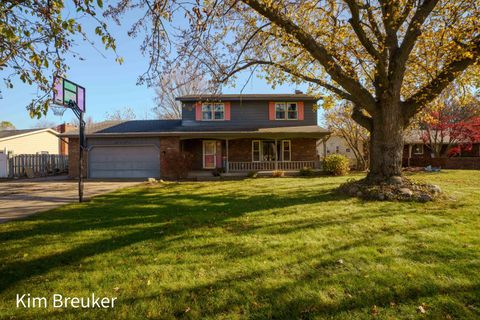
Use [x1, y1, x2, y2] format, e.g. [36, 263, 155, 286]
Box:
[295, 90, 303, 94]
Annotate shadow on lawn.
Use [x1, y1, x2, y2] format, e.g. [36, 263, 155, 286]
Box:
[0, 180, 478, 319]
[0, 183, 345, 293]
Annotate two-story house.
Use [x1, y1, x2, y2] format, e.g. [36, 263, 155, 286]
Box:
[65, 93, 330, 179]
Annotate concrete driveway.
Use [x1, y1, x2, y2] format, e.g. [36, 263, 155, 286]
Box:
[0, 176, 141, 222]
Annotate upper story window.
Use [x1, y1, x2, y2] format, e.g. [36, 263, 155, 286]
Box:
[202, 103, 224, 120]
[275, 102, 298, 120]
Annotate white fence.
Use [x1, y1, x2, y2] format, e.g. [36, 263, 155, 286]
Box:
[0, 153, 7, 178]
[0, 154, 68, 178]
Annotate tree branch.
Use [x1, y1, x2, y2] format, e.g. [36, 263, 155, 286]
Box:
[392, 0, 439, 81]
[345, 0, 381, 60]
[241, 0, 376, 111]
[352, 104, 373, 132]
[403, 41, 480, 122]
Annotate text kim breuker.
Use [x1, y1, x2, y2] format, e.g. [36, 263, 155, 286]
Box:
[16, 293, 117, 309]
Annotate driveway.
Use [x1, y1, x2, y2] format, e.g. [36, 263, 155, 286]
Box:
[0, 176, 141, 222]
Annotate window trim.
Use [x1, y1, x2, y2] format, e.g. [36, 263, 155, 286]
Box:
[281, 140, 291, 162]
[252, 140, 261, 162]
[201, 103, 225, 121]
[275, 102, 298, 120]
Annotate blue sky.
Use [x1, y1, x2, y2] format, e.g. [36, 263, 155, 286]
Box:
[0, 7, 315, 129]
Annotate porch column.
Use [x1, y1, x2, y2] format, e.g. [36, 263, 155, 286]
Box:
[226, 138, 229, 173]
[274, 138, 278, 170]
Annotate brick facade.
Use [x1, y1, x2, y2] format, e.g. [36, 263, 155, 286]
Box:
[68, 138, 88, 178]
[291, 138, 318, 161]
[160, 137, 181, 179]
[69, 136, 319, 179]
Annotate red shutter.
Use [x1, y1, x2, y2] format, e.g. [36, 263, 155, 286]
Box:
[269, 102, 276, 120]
[195, 102, 202, 121]
[224, 102, 231, 120]
[298, 101, 304, 120]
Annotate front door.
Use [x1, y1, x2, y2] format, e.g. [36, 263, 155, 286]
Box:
[203, 141, 216, 169]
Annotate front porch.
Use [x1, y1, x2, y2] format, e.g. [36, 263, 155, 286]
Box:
[181, 137, 322, 173]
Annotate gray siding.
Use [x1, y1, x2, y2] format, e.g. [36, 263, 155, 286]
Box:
[181, 100, 317, 128]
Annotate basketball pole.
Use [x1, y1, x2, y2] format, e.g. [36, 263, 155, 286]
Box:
[68, 101, 85, 203]
[78, 109, 85, 203]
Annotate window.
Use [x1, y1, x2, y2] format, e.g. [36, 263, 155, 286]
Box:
[275, 102, 298, 120]
[202, 103, 224, 120]
[252, 140, 261, 162]
[282, 140, 291, 161]
[335, 146, 340, 153]
[346, 148, 351, 153]
[252, 140, 291, 162]
[413, 144, 424, 155]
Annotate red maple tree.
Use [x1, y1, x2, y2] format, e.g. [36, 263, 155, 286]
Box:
[421, 102, 480, 158]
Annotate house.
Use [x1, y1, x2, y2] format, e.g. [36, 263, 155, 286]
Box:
[0, 128, 63, 155]
[403, 130, 480, 169]
[317, 134, 366, 168]
[64, 93, 330, 179]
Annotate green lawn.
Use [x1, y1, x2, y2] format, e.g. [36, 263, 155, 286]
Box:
[0, 171, 479, 319]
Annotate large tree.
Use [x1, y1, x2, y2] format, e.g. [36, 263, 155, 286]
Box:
[107, 0, 480, 184]
[0, 121, 15, 130]
[153, 69, 209, 119]
[1, 0, 117, 117]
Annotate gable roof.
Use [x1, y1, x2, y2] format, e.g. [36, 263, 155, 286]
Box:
[0, 128, 59, 141]
[176, 93, 320, 102]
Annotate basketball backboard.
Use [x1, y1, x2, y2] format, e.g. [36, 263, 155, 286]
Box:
[53, 77, 86, 112]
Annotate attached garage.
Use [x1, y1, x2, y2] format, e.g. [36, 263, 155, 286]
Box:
[88, 145, 160, 178]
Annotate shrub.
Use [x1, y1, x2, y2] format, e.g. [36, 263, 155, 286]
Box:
[323, 154, 350, 176]
[246, 171, 258, 178]
[272, 170, 285, 178]
[299, 167, 314, 176]
[163, 151, 194, 179]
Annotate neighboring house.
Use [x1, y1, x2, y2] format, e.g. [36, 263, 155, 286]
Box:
[64, 93, 330, 179]
[55, 123, 77, 155]
[0, 128, 63, 155]
[317, 134, 364, 168]
[403, 130, 480, 169]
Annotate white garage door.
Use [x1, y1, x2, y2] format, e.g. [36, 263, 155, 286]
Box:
[89, 145, 160, 178]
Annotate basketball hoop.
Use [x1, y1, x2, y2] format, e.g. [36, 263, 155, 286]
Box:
[51, 105, 66, 117]
[52, 76, 87, 203]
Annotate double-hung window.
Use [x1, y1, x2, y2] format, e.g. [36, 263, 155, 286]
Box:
[202, 103, 224, 120]
[275, 102, 298, 120]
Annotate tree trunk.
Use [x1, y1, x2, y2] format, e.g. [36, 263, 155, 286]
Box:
[366, 101, 405, 183]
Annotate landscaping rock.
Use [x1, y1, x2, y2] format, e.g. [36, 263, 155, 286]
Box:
[356, 191, 363, 197]
[348, 186, 359, 195]
[377, 193, 385, 201]
[389, 176, 403, 185]
[429, 184, 442, 194]
[399, 188, 413, 196]
[418, 193, 433, 202]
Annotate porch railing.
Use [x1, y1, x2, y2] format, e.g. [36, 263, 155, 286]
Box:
[228, 161, 319, 172]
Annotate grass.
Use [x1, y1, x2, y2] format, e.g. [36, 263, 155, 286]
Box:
[0, 170, 479, 319]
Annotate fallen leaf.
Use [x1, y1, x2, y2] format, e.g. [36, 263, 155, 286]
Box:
[147, 280, 151, 286]
[113, 287, 120, 292]
[418, 305, 426, 314]
[371, 305, 379, 316]
[337, 259, 344, 264]
[185, 307, 191, 313]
